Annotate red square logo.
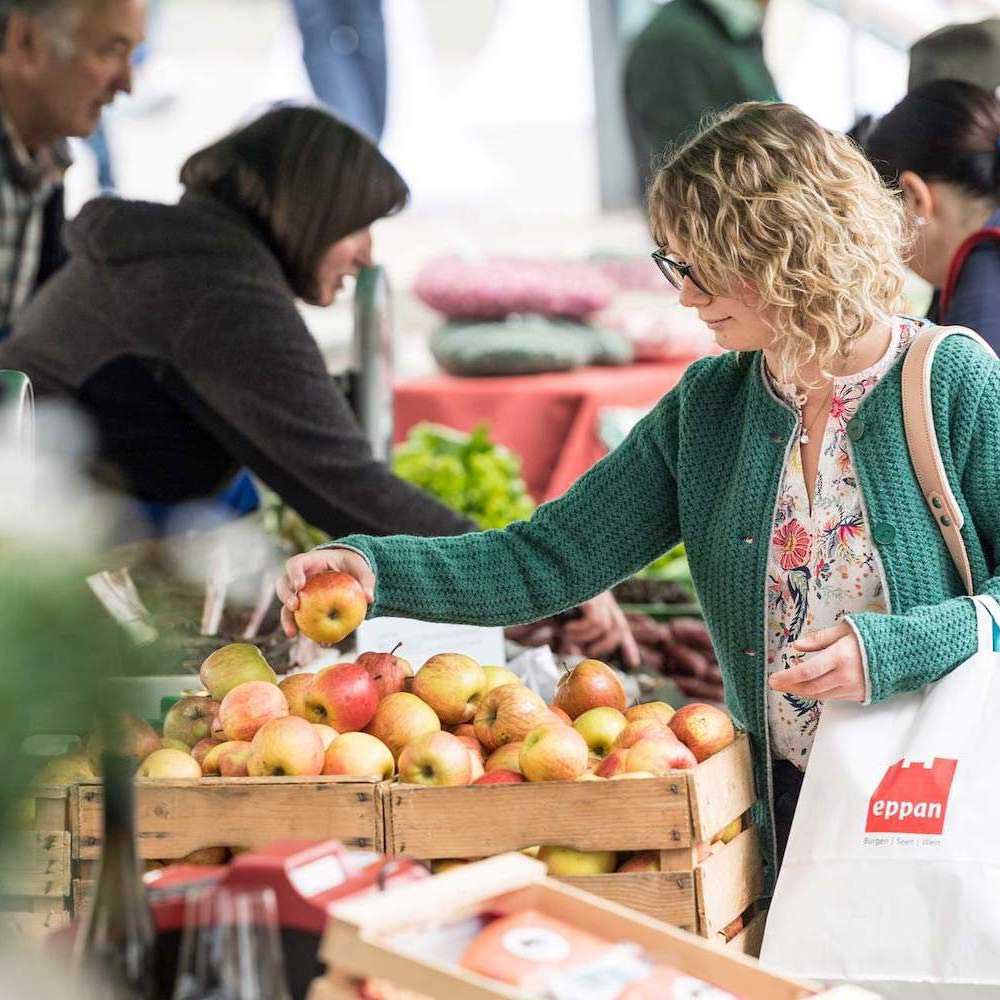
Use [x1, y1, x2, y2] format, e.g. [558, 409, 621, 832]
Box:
[865, 758, 958, 835]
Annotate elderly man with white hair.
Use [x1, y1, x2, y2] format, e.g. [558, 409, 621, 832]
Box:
[0, 0, 144, 338]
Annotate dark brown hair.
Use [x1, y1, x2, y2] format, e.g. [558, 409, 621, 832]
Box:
[180, 105, 409, 301]
[864, 80, 1000, 202]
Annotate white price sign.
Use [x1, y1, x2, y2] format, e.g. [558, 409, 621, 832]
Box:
[354, 617, 506, 668]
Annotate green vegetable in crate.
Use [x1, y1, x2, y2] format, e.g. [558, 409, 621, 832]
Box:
[393, 423, 536, 529]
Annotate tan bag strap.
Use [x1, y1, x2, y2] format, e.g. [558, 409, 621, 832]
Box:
[901, 325, 996, 597]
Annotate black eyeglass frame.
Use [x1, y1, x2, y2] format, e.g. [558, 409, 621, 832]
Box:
[651, 248, 712, 296]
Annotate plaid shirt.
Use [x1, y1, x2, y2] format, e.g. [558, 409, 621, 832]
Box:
[0, 114, 69, 330]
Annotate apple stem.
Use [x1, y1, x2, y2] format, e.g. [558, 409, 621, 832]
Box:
[391, 641, 403, 657]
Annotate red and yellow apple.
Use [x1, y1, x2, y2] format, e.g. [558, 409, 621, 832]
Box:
[553, 659, 627, 719]
[595, 748, 629, 778]
[248, 716, 325, 776]
[519, 723, 589, 782]
[484, 742, 523, 774]
[219, 681, 289, 742]
[538, 845, 617, 876]
[625, 701, 675, 727]
[398, 731, 472, 787]
[367, 692, 440, 761]
[624, 737, 697, 774]
[412, 653, 487, 726]
[473, 684, 549, 752]
[304, 662, 379, 732]
[356, 645, 412, 700]
[617, 851, 661, 873]
[191, 737, 224, 768]
[311, 724, 338, 750]
[278, 673, 315, 719]
[466, 748, 485, 783]
[137, 748, 202, 779]
[611, 719, 676, 751]
[323, 732, 395, 779]
[669, 703, 735, 762]
[163, 696, 221, 748]
[572, 707, 627, 759]
[482, 665, 520, 691]
[473, 769, 525, 785]
[547, 706, 572, 725]
[293, 571, 368, 645]
[199, 643, 277, 700]
[202, 740, 253, 777]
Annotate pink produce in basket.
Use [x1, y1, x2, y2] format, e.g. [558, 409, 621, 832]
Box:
[414, 257, 616, 320]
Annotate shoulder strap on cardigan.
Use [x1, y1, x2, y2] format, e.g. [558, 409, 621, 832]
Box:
[901, 324, 996, 596]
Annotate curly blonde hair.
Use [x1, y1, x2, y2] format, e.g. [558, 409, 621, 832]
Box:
[649, 102, 909, 382]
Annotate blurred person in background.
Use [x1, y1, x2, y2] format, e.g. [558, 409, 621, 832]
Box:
[0, 0, 145, 338]
[623, 0, 777, 196]
[909, 17, 1000, 96]
[864, 80, 1000, 350]
[0, 104, 644, 669]
[291, 0, 386, 142]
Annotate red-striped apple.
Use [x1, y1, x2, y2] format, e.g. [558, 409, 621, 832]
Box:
[669, 704, 735, 762]
[304, 662, 378, 732]
[474, 684, 549, 752]
[519, 723, 588, 782]
[356, 644, 412, 700]
[553, 660, 626, 719]
[398, 731, 471, 786]
[367, 692, 440, 761]
[220, 681, 289, 742]
[323, 732, 394, 779]
[412, 653, 487, 726]
[248, 716, 324, 776]
[293, 571, 368, 645]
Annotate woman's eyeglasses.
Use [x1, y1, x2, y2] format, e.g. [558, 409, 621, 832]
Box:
[651, 248, 712, 296]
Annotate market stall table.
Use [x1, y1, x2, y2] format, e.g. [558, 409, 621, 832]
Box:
[394, 361, 692, 502]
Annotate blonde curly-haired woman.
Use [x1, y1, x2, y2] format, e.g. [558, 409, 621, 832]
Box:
[276, 103, 1000, 890]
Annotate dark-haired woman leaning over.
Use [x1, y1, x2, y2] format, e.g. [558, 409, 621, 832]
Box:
[864, 80, 1000, 348]
[0, 105, 640, 664]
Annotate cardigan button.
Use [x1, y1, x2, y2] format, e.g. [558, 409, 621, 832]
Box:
[743, 648, 757, 657]
[769, 432, 784, 444]
[742, 535, 755, 544]
[847, 417, 865, 442]
[872, 522, 896, 545]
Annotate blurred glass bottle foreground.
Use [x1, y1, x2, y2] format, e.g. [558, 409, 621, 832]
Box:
[75, 753, 156, 1000]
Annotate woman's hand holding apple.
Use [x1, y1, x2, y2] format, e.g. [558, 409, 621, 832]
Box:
[277, 548, 376, 638]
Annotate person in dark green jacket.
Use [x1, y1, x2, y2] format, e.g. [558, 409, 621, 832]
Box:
[276, 103, 1000, 893]
[624, 0, 778, 195]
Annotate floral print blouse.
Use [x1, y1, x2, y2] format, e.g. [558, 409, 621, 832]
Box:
[765, 317, 917, 770]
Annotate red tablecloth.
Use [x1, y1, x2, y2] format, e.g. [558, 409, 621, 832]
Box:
[394, 362, 692, 502]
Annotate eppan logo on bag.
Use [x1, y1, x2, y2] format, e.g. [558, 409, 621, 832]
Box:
[865, 758, 959, 836]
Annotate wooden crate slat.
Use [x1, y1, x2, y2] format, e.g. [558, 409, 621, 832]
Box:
[725, 909, 766, 958]
[0, 873, 70, 898]
[73, 879, 95, 919]
[32, 785, 71, 833]
[74, 777, 382, 860]
[0, 831, 71, 875]
[554, 870, 697, 932]
[0, 908, 70, 942]
[384, 777, 693, 859]
[687, 734, 756, 843]
[695, 828, 764, 937]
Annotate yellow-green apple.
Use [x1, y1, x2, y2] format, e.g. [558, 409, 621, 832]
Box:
[137, 748, 202, 779]
[712, 817, 743, 844]
[482, 665, 520, 691]
[248, 716, 325, 776]
[162, 739, 192, 754]
[311, 724, 338, 750]
[398, 732, 472, 786]
[484, 742, 523, 773]
[474, 684, 549, 752]
[356, 644, 412, 700]
[366, 692, 440, 761]
[548, 706, 572, 725]
[293, 571, 368, 644]
[617, 851, 661, 873]
[87, 714, 160, 770]
[202, 740, 253, 776]
[519, 723, 588, 782]
[595, 748, 628, 778]
[323, 732, 395, 779]
[163, 696, 221, 748]
[538, 845, 617, 876]
[278, 673, 315, 719]
[180, 847, 229, 865]
[191, 737, 224, 768]
[412, 653, 487, 726]
[624, 737, 697, 774]
[611, 719, 676, 751]
[573, 707, 627, 759]
[466, 748, 485, 782]
[553, 660, 627, 719]
[669, 704, 736, 762]
[625, 701, 675, 727]
[473, 769, 525, 785]
[304, 662, 379, 732]
[199, 643, 276, 700]
[220, 681, 289, 742]
[36, 753, 96, 784]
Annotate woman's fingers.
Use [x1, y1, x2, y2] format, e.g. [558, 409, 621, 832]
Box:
[280, 603, 298, 638]
[276, 547, 376, 622]
[790, 622, 850, 653]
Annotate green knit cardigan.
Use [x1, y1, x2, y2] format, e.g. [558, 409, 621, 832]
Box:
[333, 334, 1000, 890]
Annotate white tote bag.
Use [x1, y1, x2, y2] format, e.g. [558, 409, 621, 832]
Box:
[761, 595, 1000, 997]
[762, 327, 1000, 996]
